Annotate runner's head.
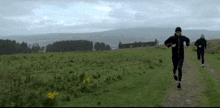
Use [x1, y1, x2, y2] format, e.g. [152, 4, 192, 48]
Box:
[201, 34, 205, 39]
[175, 27, 182, 36]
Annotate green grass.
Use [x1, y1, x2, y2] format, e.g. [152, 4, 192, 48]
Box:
[0, 48, 175, 107]
[187, 48, 220, 107]
[203, 53, 220, 76]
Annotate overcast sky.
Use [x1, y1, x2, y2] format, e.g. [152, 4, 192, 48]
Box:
[1, 0, 220, 36]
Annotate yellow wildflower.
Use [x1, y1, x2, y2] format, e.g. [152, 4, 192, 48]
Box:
[49, 95, 55, 99]
[53, 91, 59, 96]
[86, 78, 90, 83]
[47, 91, 59, 99]
[83, 78, 90, 83]
[47, 92, 55, 99]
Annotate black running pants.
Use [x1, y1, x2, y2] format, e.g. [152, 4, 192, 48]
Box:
[172, 57, 184, 81]
[197, 52, 204, 64]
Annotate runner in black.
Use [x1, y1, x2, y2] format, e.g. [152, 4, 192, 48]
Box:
[194, 34, 207, 67]
[164, 27, 190, 89]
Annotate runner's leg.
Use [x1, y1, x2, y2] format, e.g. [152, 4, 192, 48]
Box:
[172, 58, 178, 75]
[202, 53, 204, 64]
[177, 58, 183, 82]
[197, 52, 200, 60]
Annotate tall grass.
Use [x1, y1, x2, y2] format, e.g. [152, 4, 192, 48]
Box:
[0, 46, 174, 107]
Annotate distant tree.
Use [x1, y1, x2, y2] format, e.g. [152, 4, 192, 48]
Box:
[8, 40, 14, 54]
[4, 40, 10, 55]
[46, 44, 52, 52]
[94, 42, 98, 51]
[94, 42, 101, 51]
[39, 46, 45, 52]
[31, 43, 41, 53]
[81, 40, 86, 51]
[20, 42, 29, 54]
[0, 39, 17, 55]
[105, 44, 111, 50]
[70, 40, 76, 51]
[85, 41, 89, 51]
[100, 42, 105, 51]
[118, 41, 123, 49]
[27, 44, 32, 49]
[45, 40, 93, 53]
[84, 41, 93, 51]
[78, 40, 82, 51]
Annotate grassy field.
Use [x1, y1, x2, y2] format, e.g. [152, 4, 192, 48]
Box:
[0, 39, 220, 107]
[187, 43, 220, 107]
[0, 46, 176, 107]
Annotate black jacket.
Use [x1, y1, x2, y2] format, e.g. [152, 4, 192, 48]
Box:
[194, 38, 207, 54]
[164, 33, 190, 59]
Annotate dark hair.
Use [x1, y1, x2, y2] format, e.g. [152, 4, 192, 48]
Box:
[175, 27, 182, 32]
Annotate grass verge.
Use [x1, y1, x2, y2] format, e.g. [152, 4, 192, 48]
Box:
[187, 47, 220, 107]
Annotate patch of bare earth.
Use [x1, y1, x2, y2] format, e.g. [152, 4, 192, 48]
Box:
[163, 46, 206, 107]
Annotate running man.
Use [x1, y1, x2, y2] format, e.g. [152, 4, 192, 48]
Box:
[164, 27, 190, 89]
[194, 34, 207, 67]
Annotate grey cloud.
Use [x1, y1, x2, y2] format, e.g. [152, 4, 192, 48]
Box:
[0, 0, 98, 17]
[0, 0, 24, 7]
[0, 1, 37, 17]
[190, 4, 220, 19]
[134, 12, 147, 20]
[0, 17, 31, 36]
[36, 19, 57, 25]
[29, 23, 86, 33]
[0, 16, 31, 28]
[1, 0, 220, 36]
[83, 19, 144, 30]
[171, 0, 220, 19]
[79, 20, 116, 29]
[108, 8, 133, 19]
[27, 19, 118, 33]
[0, 0, 101, 8]
[0, 17, 11, 28]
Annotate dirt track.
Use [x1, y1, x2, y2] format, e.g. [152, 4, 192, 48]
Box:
[163, 47, 207, 107]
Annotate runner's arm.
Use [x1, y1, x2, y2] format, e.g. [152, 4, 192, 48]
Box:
[184, 36, 190, 47]
[164, 37, 173, 48]
[194, 40, 199, 47]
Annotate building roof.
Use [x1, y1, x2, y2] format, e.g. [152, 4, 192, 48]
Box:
[120, 41, 156, 45]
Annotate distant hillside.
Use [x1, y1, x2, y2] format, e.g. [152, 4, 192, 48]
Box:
[1, 27, 220, 51]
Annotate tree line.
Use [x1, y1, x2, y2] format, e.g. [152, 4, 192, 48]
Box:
[0, 39, 112, 55]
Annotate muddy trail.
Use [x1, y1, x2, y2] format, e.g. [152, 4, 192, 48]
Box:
[163, 47, 207, 107]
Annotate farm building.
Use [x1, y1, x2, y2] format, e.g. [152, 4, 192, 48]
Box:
[118, 39, 158, 49]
